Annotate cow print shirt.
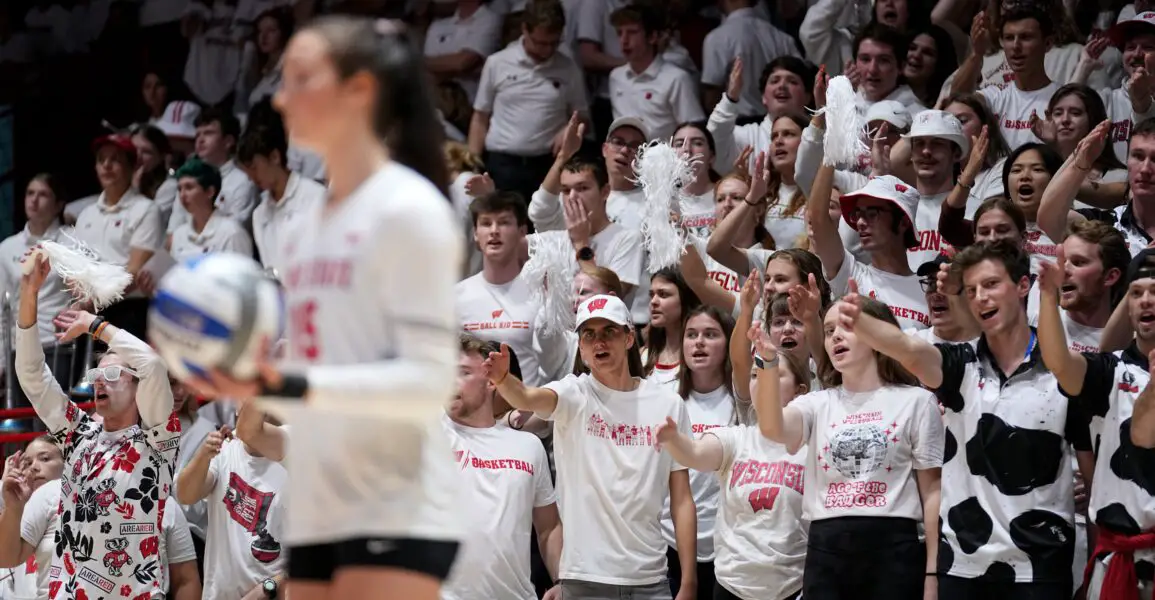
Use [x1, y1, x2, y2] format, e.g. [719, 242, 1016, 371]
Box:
[933, 332, 1091, 584]
[1061, 352, 1155, 581]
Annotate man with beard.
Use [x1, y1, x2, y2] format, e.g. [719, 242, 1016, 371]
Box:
[846, 240, 1091, 599]
[908, 254, 980, 345]
[954, 5, 1060, 150]
[1039, 247, 1155, 600]
[440, 335, 563, 600]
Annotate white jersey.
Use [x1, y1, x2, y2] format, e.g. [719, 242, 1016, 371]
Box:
[277, 162, 464, 545]
[828, 248, 930, 330]
[441, 416, 556, 600]
[455, 272, 545, 385]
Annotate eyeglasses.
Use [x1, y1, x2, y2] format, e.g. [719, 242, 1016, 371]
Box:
[84, 366, 140, 384]
[607, 137, 643, 152]
[848, 206, 892, 223]
[579, 326, 626, 344]
[919, 277, 938, 293]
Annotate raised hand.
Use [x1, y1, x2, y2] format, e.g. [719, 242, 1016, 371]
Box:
[199, 425, 233, 458]
[1, 452, 30, 507]
[936, 261, 960, 296]
[739, 270, 762, 315]
[552, 111, 586, 160]
[970, 11, 991, 56]
[961, 125, 990, 184]
[1072, 119, 1112, 171]
[836, 279, 864, 331]
[1029, 110, 1057, 145]
[732, 145, 754, 178]
[814, 65, 829, 110]
[1127, 51, 1155, 105]
[464, 172, 495, 198]
[747, 321, 776, 358]
[485, 343, 512, 385]
[747, 152, 770, 203]
[1037, 245, 1066, 295]
[19, 249, 50, 293]
[844, 61, 862, 91]
[726, 56, 744, 101]
[787, 273, 822, 323]
[1081, 35, 1110, 70]
[52, 309, 96, 343]
[870, 122, 892, 176]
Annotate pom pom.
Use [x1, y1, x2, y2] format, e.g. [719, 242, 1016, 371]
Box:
[632, 141, 695, 273]
[523, 231, 577, 337]
[22, 235, 132, 311]
[820, 75, 868, 167]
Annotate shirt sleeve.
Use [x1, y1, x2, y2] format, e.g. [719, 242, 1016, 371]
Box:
[19, 482, 56, 547]
[530, 438, 557, 507]
[825, 248, 858, 297]
[575, 0, 607, 45]
[541, 373, 584, 425]
[162, 504, 198, 564]
[15, 326, 90, 441]
[789, 391, 819, 448]
[910, 388, 946, 470]
[699, 31, 728, 88]
[703, 425, 738, 475]
[528, 191, 567, 232]
[129, 203, 165, 252]
[932, 343, 974, 412]
[473, 56, 498, 113]
[107, 329, 175, 429]
[1059, 352, 1117, 419]
[600, 229, 644, 287]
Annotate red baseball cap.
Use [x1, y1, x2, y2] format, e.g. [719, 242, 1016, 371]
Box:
[91, 134, 137, 163]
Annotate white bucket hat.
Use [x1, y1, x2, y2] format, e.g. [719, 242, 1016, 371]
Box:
[155, 101, 201, 140]
[576, 295, 633, 331]
[903, 109, 970, 156]
[839, 175, 922, 249]
[865, 100, 912, 131]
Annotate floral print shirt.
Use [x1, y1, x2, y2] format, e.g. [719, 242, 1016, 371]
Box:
[15, 327, 178, 600]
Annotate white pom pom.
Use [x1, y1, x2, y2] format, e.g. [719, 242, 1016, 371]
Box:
[23, 235, 131, 311]
[632, 141, 694, 273]
[523, 231, 577, 337]
[820, 76, 868, 167]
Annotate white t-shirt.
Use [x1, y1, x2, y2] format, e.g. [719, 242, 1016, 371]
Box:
[276, 163, 464, 545]
[1025, 306, 1104, 354]
[908, 191, 961, 270]
[541, 374, 691, 585]
[605, 187, 646, 232]
[790, 385, 945, 522]
[680, 191, 715, 240]
[169, 212, 254, 261]
[202, 438, 288, 600]
[979, 82, 1061, 151]
[828, 249, 930, 330]
[709, 425, 808, 600]
[252, 171, 326, 276]
[1024, 223, 1059, 273]
[455, 272, 546, 386]
[764, 185, 807, 250]
[660, 387, 735, 561]
[441, 417, 556, 600]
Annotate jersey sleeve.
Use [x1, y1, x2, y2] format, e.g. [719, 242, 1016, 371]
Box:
[910, 388, 946, 470]
[530, 438, 557, 508]
[1059, 352, 1117, 419]
[541, 374, 585, 425]
[162, 504, 198, 564]
[932, 343, 974, 412]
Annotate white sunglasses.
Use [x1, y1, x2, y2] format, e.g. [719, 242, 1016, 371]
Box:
[84, 366, 140, 384]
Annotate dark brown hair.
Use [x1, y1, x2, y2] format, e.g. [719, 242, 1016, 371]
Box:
[676, 306, 735, 400]
[818, 296, 919, 388]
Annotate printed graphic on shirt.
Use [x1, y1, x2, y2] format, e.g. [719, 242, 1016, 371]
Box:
[727, 458, 805, 513]
[819, 411, 901, 508]
[224, 473, 282, 563]
[585, 413, 662, 450]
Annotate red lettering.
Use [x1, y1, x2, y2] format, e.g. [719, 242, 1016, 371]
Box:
[748, 487, 780, 513]
[289, 300, 321, 361]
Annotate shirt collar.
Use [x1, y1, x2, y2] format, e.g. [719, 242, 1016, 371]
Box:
[627, 56, 663, 80]
[96, 190, 141, 213]
[975, 326, 1041, 383]
[726, 6, 756, 20]
[188, 212, 222, 244]
[1122, 340, 1150, 371]
[23, 220, 61, 245]
[1120, 202, 1154, 244]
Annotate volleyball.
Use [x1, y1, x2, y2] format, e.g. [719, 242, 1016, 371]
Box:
[148, 253, 285, 382]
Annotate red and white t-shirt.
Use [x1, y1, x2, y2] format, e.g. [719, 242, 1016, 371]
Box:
[979, 82, 1061, 151]
[15, 326, 179, 600]
[456, 272, 545, 385]
[908, 191, 963, 270]
[789, 384, 944, 522]
[680, 192, 716, 240]
[1024, 223, 1059, 273]
[542, 374, 691, 586]
[661, 387, 735, 561]
[441, 416, 556, 600]
[828, 249, 930, 330]
[709, 425, 808, 600]
[202, 437, 288, 600]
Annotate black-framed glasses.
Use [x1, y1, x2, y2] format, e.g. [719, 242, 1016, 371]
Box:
[919, 277, 938, 293]
[607, 137, 643, 152]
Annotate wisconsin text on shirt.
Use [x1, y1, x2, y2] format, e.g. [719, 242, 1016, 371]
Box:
[285, 259, 353, 290]
[728, 457, 806, 513]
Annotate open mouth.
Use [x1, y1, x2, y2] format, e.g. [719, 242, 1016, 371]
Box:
[773, 90, 791, 101]
[882, 10, 898, 21]
[96, 391, 109, 402]
[1061, 283, 1077, 294]
[690, 350, 709, 359]
[1140, 312, 1155, 325]
[929, 298, 949, 317]
[780, 338, 799, 349]
[594, 350, 610, 360]
[772, 149, 789, 160]
[832, 344, 850, 358]
[980, 308, 998, 322]
[1017, 183, 1035, 198]
[486, 240, 503, 249]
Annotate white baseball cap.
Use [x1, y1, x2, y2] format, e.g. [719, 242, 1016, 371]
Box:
[865, 100, 911, 130]
[903, 109, 970, 156]
[839, 175, 922, 249]
[575, 295, 633, 331]
[155, 101, 201, 140]
[607, 116, 649, 142]
[1108, 12, 1155, 48]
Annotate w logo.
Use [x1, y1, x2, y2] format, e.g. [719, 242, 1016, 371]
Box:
[588, 298, 608, 312]
[492, 310, 504, 319]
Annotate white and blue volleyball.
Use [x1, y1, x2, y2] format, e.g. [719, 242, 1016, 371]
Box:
[148, 253, 285, 382]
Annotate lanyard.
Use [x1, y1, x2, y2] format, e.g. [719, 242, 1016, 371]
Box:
[1024, 330, 1036, 362]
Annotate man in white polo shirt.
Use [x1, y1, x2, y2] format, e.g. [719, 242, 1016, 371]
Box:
[237, 122, 325, 276]
[486, 294, 696, 600]
[608, 4, 704, 141]
[425, 0, 503, 103]
[169, 107, 260, 234]
[168, 157, 254, 262]
[470, 0, 590, 206]
[700, 0, 799, 122]
[442, 334, 562, 600]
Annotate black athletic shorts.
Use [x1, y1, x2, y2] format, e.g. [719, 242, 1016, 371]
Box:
[288, 537, 460, 582]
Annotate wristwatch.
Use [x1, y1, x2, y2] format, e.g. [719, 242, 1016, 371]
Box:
[576, 246, 595, 262]
[262, 578, 278, 599]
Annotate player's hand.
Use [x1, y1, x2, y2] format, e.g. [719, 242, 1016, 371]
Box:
[19, 249, 50, 294]
[2, 452, 30, 507]
[52, 309, 97, 343]
[485, 343, 512, 385]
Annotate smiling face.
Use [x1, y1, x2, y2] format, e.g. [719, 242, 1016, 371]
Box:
[903, 33, 938, 82]
[473, 209, 524, 264]
[1049, 93, 1090, 148]
[714, 177, 749, 223]
[682, 313, 727, 374]
[1128, 278, 1155, 342]
[962, 258, 1030, 335]
[1008, 149, 1053, 219]
[823, 302, 875, 371]
[770, 116, 803, 174]
[649, 277, 682, 328]
[855, 39, 901, 101]
[20, 439, 63, 492]
[763, 67, 809, 117]
[1129, 133, 1155, 203]
[975, 208, 1023, 245]
[1060, 234, 1115, 312]
[1123, 33, 1155, 78]
[911, 136, 959, 183]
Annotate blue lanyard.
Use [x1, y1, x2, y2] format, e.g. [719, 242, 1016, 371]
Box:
[1024, 330, 1036, 362]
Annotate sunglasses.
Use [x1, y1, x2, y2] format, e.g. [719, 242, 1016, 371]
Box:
[84, 365, 140, 385]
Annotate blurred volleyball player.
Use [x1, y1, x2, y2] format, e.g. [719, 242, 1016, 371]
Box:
[185, 16, 464, 600]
